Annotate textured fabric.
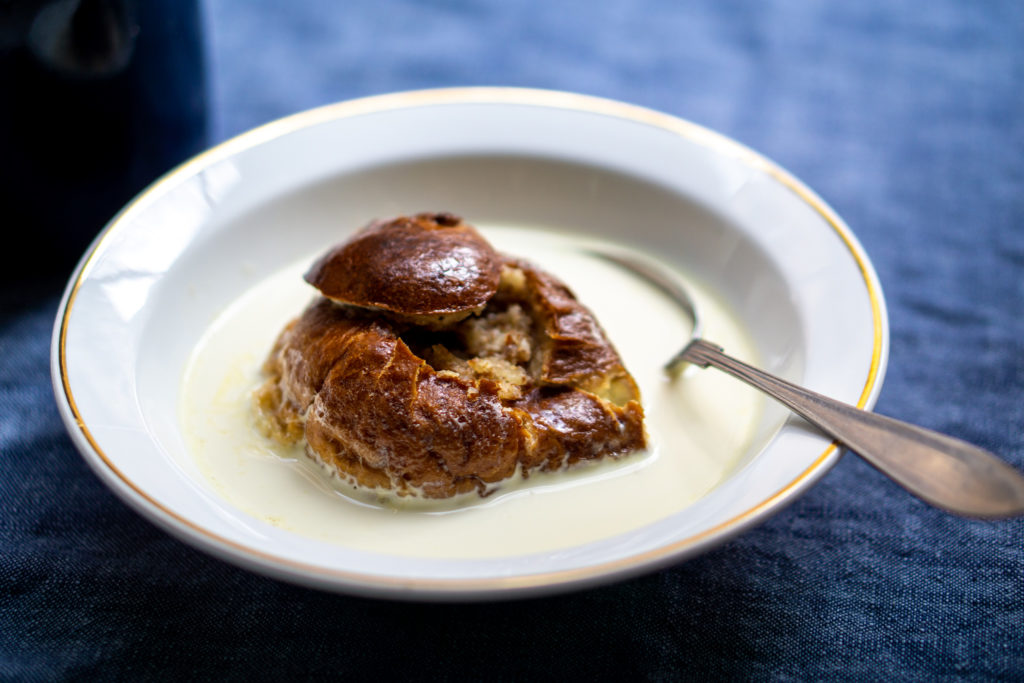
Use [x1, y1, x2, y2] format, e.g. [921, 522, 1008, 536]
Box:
[2, 0, 1023, 679]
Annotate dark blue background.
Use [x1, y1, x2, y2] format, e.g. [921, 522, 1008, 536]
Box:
[2, 1, 1022, 679]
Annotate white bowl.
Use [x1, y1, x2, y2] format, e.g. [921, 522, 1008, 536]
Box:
[52, 88, 887, 600]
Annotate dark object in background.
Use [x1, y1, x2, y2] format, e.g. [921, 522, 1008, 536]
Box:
[0, 0, 206, 281]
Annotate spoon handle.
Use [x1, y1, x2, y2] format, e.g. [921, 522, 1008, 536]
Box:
[679, 339, 1024, 519]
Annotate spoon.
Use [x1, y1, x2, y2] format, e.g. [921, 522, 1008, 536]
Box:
[592, 247, 1024, 520]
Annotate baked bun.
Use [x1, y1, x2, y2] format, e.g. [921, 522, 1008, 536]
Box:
[255, 214, 645, 499]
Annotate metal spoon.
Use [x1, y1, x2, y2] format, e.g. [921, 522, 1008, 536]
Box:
[592, 247, 1024, 520]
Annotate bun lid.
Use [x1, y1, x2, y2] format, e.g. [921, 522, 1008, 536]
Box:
[304, 213, 502, 324]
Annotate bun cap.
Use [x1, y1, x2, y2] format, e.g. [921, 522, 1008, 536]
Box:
[304, 213, 502, 320]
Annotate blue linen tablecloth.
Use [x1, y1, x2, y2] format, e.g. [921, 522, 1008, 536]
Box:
[2, 0, 1022, 679]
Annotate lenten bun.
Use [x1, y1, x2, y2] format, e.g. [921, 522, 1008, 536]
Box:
[255, 214, 645, 499]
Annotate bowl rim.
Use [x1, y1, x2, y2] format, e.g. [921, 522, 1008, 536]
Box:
[50, 86, 889, 599]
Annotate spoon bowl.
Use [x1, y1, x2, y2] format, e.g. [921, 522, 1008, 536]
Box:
[592, 246, 1024, 520]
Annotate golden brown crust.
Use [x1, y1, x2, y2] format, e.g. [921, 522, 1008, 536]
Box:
[513, 258, 638, 402]
[304, 212, 502, 324]
[257, 216, 645, 499]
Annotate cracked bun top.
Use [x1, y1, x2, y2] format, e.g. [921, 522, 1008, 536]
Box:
[304, 212, 503, 326]
[258, 212, 646, 499]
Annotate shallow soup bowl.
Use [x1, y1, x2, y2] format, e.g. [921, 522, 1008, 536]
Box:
[52, 88, 887, 600]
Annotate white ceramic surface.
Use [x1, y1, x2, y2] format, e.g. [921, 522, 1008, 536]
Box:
[51, 88, 888, 600]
